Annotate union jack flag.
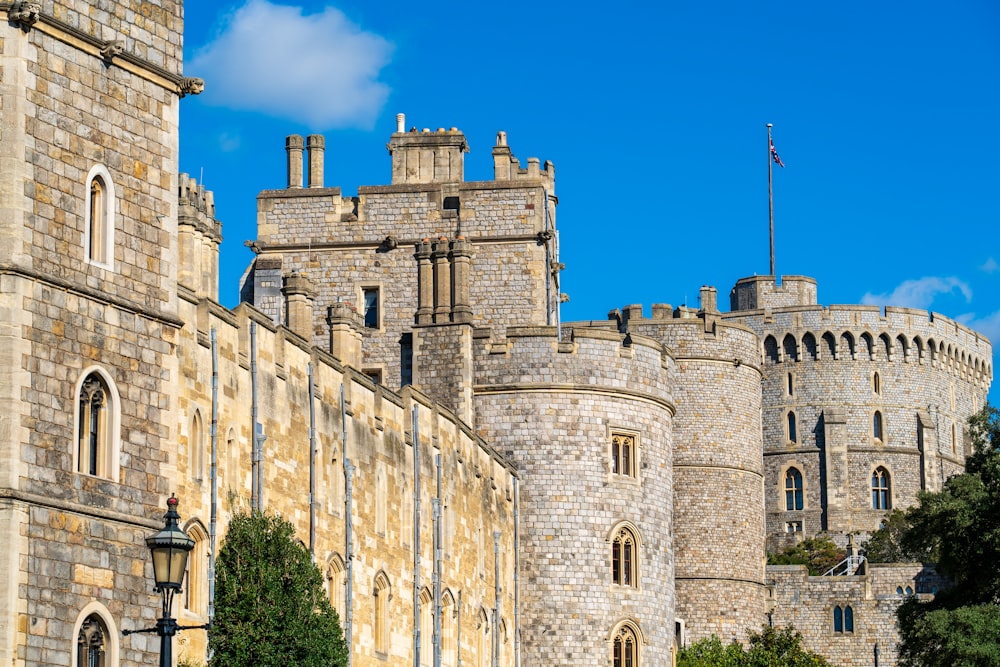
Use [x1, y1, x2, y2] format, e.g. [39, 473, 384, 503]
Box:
[770, 139, 785, 168]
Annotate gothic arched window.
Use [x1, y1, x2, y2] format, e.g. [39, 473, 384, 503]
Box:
[612, 623, 639, 667]
[872, 467, 891, 510]
[785, 468, 804, 511]
[84, 165, 115, 267]
[611, 526, 639, 587]
[77, 371, 116, 478]
[77, 614, 107, 667]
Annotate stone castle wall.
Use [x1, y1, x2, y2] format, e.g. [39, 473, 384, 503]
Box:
[172, 294, 517, 666]
[768, 563, 949, 667]
[624, 308, 768, 644]
[0, 3, 187, 664]
[472, 327, 676, 665]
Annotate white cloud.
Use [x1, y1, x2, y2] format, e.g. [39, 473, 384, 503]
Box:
[981, 257, 999, 274]
[189, 1, 393, 129]
[861, 276, 972, 309]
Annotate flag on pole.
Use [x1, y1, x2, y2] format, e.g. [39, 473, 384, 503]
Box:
[770, 138, 785, 168]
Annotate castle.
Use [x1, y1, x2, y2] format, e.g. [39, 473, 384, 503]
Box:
[0, 3, 992, 667]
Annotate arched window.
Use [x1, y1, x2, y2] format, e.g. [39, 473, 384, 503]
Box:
[76, 370, 118, 479]
[834, 605, 854, 633]
[190, 410, 205, 483]
[784, 468, 804, 511]
[872, 467, 891, 510]
[611, 432, 637, 478]
[77, 614, 108, 667]
[872, 372, 881, 394]
[786, 373, 794, 396]
[84, 165, 115, 267]
[327, 554, 346, 621]
[833, 606, 843, 632]
[442, 591, 457, 667]
[183, 521, 209, 616]
[873, 411, 884, 442]
[787, 411, 797, 444]
[420, 588, 433, 667]
[374, 572, 390, 654]
[611, 526, 639, 587]
[845, 605, 854, 631]
[477, 608, 490, 667]
[612, 623, 639, 667]
[72, 604, 119, 667]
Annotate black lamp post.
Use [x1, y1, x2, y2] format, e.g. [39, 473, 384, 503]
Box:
[124, 494, 195, 667]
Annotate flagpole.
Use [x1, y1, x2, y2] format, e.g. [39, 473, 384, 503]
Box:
[767, 123, 774, 276]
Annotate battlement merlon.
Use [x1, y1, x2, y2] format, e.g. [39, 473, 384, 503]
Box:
[730, 275, 818, 311]
[492, 130, 556, 193]
[388, 113, 469, 184]
[177, 173, 222, 301]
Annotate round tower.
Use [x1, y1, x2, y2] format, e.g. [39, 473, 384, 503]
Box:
[625, 299, 767, 645]
[473, 326, 675, 665]
[726, 276, 993, 550]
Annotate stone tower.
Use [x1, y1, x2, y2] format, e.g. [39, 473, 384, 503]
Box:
[0, 1, 200, 665]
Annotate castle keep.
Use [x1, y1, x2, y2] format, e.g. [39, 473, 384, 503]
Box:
[0, 3, 993, 667]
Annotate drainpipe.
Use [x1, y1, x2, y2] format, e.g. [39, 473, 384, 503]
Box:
[308, 362, 317, 555]
[433, 454, 443, 667]
[543, 188, 552, 328]
[342, 383, 354, 667]
[493, 531, 501, 667]
[513, 478, 520, 667]
[456, 591, 462, 667]
[413, 404, 422, 667]
[209, 329, 219, 629]
[250, 322, 265, 512]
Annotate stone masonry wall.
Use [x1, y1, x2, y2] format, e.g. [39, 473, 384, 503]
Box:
[473, 327, 675, 665]
[727, 302, 992, 546]
[173, 296, 517, 667]
[626, 310, 768, 644]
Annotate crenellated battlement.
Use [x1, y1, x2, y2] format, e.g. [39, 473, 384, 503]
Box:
[177, 173, 222, 301]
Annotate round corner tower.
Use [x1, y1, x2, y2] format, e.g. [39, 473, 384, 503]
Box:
[472, 325, 675, 665]
[624, 295, 767, 645]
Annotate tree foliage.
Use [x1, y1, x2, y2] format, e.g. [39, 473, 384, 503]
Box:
[861, 509, 934, 564]
[894, 405, 1000, 667]
[767, 536, 845, 575]
[677, 625, 836, 667]
[209, 511, 348, 667]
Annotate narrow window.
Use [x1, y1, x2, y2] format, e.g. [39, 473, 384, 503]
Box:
[183, 523, 208, 616]
[784, 468, 803, 511]
[420, 588, 433, 667]
[89, 178, 107, 263]
[787, 372, 794, 396]
[374, 573, 390, 654]
[78, 373, 111, 477]
[872, 372, 881, 394]
[84, 166, 115, 267]
[442, 592, 456, 667]
[363, 287, 380, 328]
[611, 433, 637, 478]
[365, 369, 382, 385]
[477, 609, 490, 667]
[787, 411, 797, 444]
[833, 606, 844, 633]
[873, 411, 884, 442]
[190, 410, 204, 483]
[612, 624, 639, 667]
[872, 467, 891, 510]
[612, 526, 638, 587]
[328, 555, 346, 621]
[77, 614, 108, 667]
[844, 605, 854, 632]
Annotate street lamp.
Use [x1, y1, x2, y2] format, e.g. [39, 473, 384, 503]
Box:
[124, 494, 195, 667]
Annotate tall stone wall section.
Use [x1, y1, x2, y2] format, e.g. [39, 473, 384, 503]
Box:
[768, 563, 948, 667]
[0, 3, 189, 665]
[726, 292, 993, 547]
[472, 327, 675, 665]
[625, 306, 767, 644]
[173, 295, 518, 666]
[242, 130, 557, 388]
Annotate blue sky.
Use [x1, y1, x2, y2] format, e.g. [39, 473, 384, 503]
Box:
[179, 1, 1000, 401]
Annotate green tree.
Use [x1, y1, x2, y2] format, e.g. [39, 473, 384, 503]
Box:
[767, 536, 845, 575]
[209, 511, 348, 667]
[861, 509, 934, 564]
[678, 626, 836, 667]
[895, 405, 1000, 667]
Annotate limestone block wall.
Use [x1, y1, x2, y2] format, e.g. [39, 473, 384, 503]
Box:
[173, 297, 517, 667]
[726, 299, 992, 545]
[0, 4, 187, 665]
[626, 309, 767, 644]
[243, 133, 556, 388]
[473, 327, 675, 666]
[768, 563, 948, 667]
